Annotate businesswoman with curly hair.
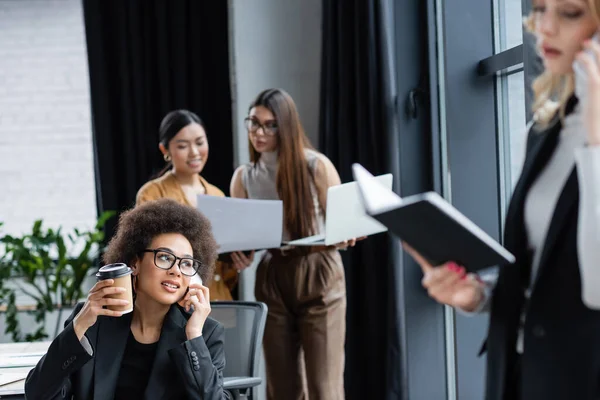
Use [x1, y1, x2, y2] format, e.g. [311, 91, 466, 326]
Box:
[25, 199, 230, 399]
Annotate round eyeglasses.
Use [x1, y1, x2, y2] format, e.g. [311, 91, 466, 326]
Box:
[143, 249, 201, 277]
[244, 117, 278, 136]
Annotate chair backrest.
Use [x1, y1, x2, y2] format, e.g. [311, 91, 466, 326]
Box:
[209, 301, 267, 378]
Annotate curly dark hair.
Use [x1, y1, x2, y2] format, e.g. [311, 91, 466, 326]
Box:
[102, 198, 218, 282]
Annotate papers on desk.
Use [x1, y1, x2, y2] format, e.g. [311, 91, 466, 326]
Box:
[0, 372, 28, 387]
[0, 352, 44, 369]
[0, 342, 49, 396]
[197, 196, 283, 253]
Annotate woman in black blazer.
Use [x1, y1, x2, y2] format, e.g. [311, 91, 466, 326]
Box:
[405, 1, 600, 399]
[25, 199, 230, 399]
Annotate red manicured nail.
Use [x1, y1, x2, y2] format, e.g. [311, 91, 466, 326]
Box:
[447, 262, 465, 273]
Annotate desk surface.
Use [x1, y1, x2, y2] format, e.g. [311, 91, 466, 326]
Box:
[0, 341, 51, 396]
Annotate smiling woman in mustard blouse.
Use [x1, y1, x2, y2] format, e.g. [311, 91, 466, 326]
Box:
[136, 109, 239, 301]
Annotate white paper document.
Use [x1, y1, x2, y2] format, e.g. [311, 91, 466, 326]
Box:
[352, 164, 403, 213]
[197, 196, 283, 253]
[285, 174, 393, 246]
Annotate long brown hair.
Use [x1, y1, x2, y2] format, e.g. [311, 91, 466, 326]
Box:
[248, 89, 316, 239]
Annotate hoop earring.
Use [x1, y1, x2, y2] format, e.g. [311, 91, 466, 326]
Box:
[163, 153, 171, 162]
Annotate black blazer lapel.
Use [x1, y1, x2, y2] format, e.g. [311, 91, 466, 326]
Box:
[93, 312, 132, 399]
[144, 305, 188, 400]
[531, 168, 579, 290]
[504, 116, 579, 292]
[503, 121, 561, 269]
[522, 97, 580, 285]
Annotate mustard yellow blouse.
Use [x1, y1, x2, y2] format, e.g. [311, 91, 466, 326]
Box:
[136, 172, 238, 301]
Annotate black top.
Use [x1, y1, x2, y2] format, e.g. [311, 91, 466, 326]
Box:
[114, 330, 158, 400]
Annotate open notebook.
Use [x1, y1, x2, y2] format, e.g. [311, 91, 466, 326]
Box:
[352, 163, 515, 271]
[285, 174, 393, 246]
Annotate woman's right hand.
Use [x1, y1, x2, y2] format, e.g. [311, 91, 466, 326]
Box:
[403, 243, 485, 312]
[231, 250, 255, 272]
[72, 279, 129, 340]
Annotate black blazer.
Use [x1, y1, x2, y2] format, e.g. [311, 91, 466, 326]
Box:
[485, 100, 600, 400]
[24, 303, 230, 400]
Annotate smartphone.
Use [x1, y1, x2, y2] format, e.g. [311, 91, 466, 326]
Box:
[190, 274, 203, 286]
[179, 275, 203, 305]
[573, 32, 600, 103]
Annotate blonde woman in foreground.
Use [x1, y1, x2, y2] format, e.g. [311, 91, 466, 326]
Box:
[405, 1, 600, 399]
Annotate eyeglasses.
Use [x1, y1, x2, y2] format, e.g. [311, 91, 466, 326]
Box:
[143, 249, 201, 277]
[244, 117, 278, 136]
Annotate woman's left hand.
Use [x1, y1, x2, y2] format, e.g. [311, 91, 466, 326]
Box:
[183, 283, 211, 340]
[577, 39, 600, 146]
[333, 236, 367, 250]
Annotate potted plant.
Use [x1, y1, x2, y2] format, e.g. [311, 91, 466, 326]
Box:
[0, 211, 115, 342]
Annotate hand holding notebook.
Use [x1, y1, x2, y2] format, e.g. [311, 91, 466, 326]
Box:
[352, 163, 515, 272]
[403, 242, 488, 311]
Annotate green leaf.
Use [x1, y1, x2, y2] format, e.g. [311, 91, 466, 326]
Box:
[32, 220, 43, 236]
[96, 210, 116, 230]
[1, 214, 111, 341]
[5, 292, 23, 342]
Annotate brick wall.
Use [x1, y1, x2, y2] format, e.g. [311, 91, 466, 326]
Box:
[0, 0, 97, 237]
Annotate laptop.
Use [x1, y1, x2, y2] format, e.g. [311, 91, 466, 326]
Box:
[284, 174, 393, 246]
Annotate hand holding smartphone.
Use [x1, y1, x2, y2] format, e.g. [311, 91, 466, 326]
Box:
[573, 31, 600, 146]
[573, 32, 600, 103]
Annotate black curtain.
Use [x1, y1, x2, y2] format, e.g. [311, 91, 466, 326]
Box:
[320, 1, 402, 399]
[82, 0, 234, 228]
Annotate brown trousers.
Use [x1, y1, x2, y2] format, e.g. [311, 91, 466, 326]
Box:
[255, 249, 346, 400]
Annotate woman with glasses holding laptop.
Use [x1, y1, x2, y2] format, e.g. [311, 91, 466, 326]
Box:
[25, 199, 229, 399]
[136, 109, 243, 301]
[230, 88, 354, 400]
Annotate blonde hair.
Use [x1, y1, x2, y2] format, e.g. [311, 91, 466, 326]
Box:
[525, 0, 600, 126]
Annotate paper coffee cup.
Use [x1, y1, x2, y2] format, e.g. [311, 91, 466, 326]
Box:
[96, 263, 133, 314]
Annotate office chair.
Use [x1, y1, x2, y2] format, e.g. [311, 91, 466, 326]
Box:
[210, 301, 267, 400]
